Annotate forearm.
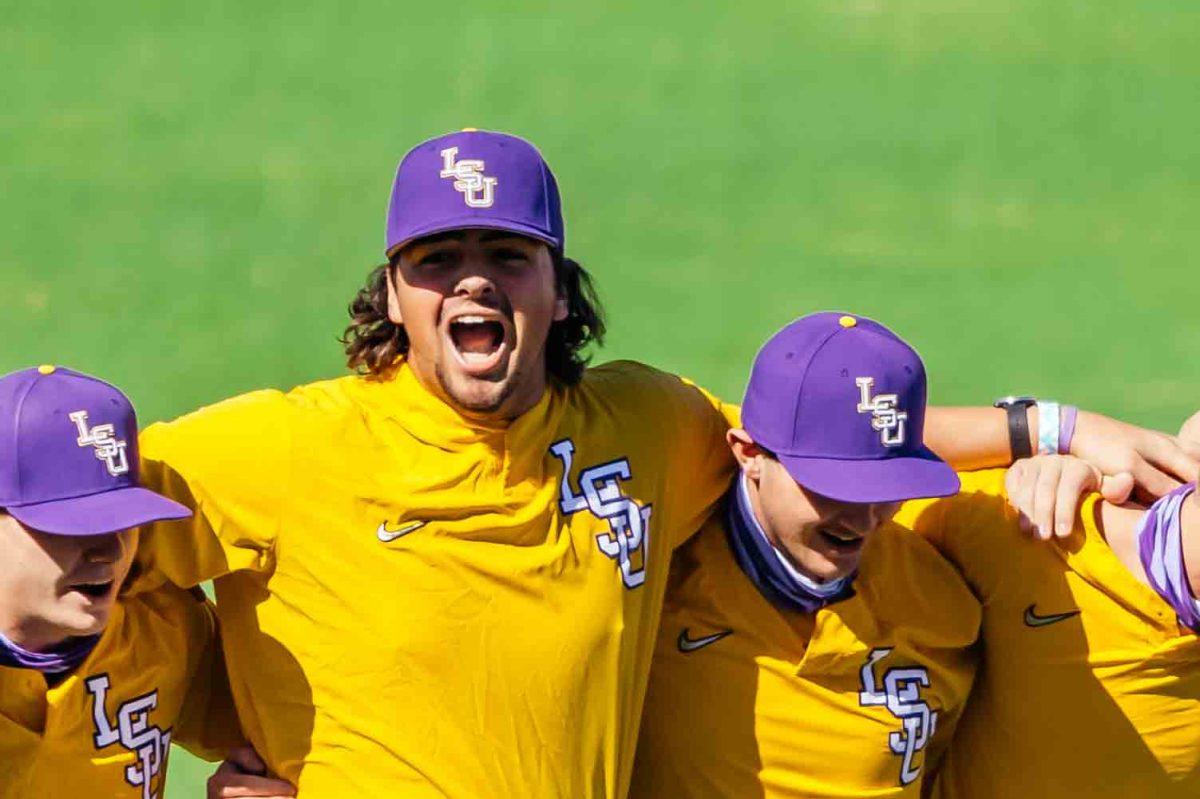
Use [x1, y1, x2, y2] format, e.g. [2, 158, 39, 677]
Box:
[925, 406, 1038, 472]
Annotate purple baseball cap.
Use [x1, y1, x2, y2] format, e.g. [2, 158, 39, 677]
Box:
[742, 312, 960, 504]
[0, 366, 191, 536]
[385, 128, 565, 256]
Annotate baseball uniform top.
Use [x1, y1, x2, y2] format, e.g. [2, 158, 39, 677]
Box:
[0, 585, 237, 799]
[629, 492, 980, 798]
[133, 358, 735, 797]
[895, 468, 1200, 799]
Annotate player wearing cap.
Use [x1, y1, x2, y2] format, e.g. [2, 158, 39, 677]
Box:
[132, 129, 1196, 798]
[629, 313, 978, 798]
[0, 366, 242, 799]
[894, 455, 1200, 796]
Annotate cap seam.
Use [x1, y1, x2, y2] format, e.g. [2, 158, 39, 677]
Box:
[789, 324, 851, 446]
[9, 374, 43, 504]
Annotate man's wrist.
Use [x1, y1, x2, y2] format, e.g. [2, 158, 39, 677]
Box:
[994, 396, 1038, 463]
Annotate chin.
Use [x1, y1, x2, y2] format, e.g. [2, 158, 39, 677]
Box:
[437, 364, 519, 415]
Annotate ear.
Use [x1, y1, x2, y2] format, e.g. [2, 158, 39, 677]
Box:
[552, 291, 569, 323]
[385, 264, 404, 325]
[726, 428, 765, 477]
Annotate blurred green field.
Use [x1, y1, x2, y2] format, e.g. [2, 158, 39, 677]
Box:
[3, 1, 1199, 794]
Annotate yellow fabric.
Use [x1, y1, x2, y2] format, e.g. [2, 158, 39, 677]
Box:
[895, 468, 1200, 799]
[630, 511, 980, 798]
[134, 359, 735, 798]
[0, 586, 237, 798]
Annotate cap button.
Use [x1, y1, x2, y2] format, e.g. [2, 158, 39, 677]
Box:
[838, 315, 857, 328]
[37, 365, 56, 375]
[461, 127, 479, 132]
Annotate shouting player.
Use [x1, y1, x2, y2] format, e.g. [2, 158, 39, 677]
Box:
[630, 313, 979, 798]
[133, 129, 1197, 797]
[896, 436, 1200, 796]
[0, 366, 239, 798]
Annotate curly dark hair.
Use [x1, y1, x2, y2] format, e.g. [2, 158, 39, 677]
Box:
[341, 251, 606, 385]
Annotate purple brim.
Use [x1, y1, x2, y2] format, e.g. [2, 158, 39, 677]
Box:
[777, 446, 961, 504]
[6, 486, 192, 536]
[387, 216, 561, 255]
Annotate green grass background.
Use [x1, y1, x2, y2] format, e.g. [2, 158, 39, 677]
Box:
[3, 1, 1198, 793]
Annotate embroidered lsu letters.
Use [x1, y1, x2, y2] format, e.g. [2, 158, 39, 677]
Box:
[855, 377, 908, 447]
[858, 648, 937, 786]
[550, 439, 652, 589]
[85, 674, 172, 799]
[439, 147, 498, 208]
[69, 410, 130, 476]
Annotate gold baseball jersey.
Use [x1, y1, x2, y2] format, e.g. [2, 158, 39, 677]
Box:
[133, 359, 735, 798]
[0, 585, 237, 799]
[895, 469, 1200, 798]
[630, 510, 981, 798]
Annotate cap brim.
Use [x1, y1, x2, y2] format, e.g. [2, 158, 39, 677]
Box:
[777, 447, 961, 504]
[6, 487, 192, 536]
[387, 216, 561, 255]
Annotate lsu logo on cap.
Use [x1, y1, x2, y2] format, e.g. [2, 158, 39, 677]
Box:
[69, 410, 129, 477]
[439, 147, 498, 208]
[855, 377, 907, 447]
[86, 674, 171, 799]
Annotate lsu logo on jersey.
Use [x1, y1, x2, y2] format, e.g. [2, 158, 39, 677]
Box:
[85, 674, 171, 799]
[550, 439, 651, 589]
[439, 146, 498, 208]
[858, 648, 937, 786]
[855, 377, 907, 448]
[70, 410, 130, 476]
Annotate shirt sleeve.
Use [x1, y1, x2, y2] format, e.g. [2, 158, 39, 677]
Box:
[172, 593, 246, 760]
[655, 373, 738, 550]
[133, 389, 292, 590]
[891, 468, 1018, 603]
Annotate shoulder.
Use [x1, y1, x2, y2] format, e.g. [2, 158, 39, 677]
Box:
[894, 468, 1017, 540]
[580, 360, 729, 423]
[117, 584, 215, 650]
[855, 524, 982, 647]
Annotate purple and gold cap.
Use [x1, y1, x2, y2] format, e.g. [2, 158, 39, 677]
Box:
[385, 129, 565, 256]
[742, 312, 960, 504]
[0, 366, 190, 536]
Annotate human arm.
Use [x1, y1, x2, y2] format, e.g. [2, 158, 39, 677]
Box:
[207, 747, 297, 799]
[132, 390, 290, 591]
[926, 405, 1199, 502]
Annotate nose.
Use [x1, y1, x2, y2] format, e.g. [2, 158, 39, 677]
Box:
[840, 503, 891, 536]
[453, 268, 499, 304]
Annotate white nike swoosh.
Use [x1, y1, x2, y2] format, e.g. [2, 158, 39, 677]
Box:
[376, 521, 426, 543]
[677, 627, 733, 653]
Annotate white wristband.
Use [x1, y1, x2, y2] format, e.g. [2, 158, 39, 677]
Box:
[1037, 401, 1060, 456]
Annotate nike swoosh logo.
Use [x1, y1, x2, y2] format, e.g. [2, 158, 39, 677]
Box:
[677, 627, 732, 653]
[1023, 603, 1081, 628]
[376, 521, 426, 543]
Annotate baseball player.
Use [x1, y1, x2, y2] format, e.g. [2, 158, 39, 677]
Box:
[134, 129, 1198, 797]
[895, 448, 1200, 796]
[0, 366, 242, 798]
[630, 313, 979, 798]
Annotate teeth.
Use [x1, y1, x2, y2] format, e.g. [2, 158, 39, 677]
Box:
[455, 315, 488, 325]
[461, 352, 493, 364]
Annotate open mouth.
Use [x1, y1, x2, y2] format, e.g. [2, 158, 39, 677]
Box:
[446, 314, 512, 375]
[817, 528, 865, 553]
[68, 580, 114, 600]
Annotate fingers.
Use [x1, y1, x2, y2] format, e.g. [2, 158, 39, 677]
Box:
[1178, 410, 1200, 446]
[1030, 457, 1063, 541]
[1141, 433, 1200, 487]
[1005, 460, 1036, 536]
[1129, 456, 1184, 503]
[1050, 461, 1098, 539]
[225, 745, 267, 776]
[208, 770, 296, 798]
[207, 747, 296, 799]
[1099, 472, 1135, 505]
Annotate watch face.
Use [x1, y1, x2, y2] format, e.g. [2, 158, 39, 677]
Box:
[994, 395, 1037, 409]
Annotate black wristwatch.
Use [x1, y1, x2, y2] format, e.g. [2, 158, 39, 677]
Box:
[993, 396, 1037, 462]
